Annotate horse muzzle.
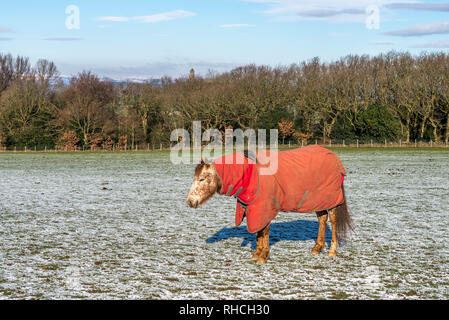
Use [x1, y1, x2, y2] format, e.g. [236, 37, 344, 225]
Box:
[186, 198, 199, 208]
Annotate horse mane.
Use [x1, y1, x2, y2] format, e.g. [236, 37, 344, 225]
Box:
[194, 162, 206, 176]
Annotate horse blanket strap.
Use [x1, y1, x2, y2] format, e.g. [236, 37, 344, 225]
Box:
[213, 145, 346, 233]
[226, 185, 234, 196]
[233, 187, 244, 197]
[297, 190, 310, 210]
[273, 197, 281, 211]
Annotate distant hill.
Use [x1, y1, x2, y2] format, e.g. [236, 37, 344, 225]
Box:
[59, 75, 162, 87]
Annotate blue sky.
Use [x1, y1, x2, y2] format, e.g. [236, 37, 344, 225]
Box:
[1, 0, 449, 79]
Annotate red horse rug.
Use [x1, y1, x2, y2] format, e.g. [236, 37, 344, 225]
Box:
[213, 145, 346, 233]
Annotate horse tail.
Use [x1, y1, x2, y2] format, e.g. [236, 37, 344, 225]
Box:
[335, 183, 354, 241]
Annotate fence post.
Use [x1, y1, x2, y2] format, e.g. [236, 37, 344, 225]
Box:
[385, 139, 387, 148]
[399, 139, 401, 147]
[343, 139, 345, 147]
[357, 139, 359, 148]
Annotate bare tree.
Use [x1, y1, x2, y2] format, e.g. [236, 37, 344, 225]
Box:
[60, 71, 115, 145]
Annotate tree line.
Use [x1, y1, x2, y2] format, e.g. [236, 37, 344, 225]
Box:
[1, 51, 449, 150]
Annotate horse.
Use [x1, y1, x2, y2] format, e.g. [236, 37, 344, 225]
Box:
[186, 145, 353, 263]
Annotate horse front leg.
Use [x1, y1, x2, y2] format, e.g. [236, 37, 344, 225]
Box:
[311, 210, 328, 255]
[251, 223, 270, 263]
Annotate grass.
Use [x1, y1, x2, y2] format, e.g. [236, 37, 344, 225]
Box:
[331, 291, 350, 299]
[1, 148, 447, 299]
[40, 264, 60, 271]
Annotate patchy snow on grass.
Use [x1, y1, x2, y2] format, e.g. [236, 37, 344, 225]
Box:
[0, 149, 448, 299]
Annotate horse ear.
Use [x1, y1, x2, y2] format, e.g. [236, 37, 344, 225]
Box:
[200, 157, 205, 164]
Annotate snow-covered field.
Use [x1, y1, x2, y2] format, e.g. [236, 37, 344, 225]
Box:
[0, 149, 448, 299]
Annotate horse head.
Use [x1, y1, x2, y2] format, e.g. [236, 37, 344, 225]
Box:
[186, 158, 222, 208]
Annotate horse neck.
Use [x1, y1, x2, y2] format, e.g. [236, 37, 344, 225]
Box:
[212, 166, 223, 193]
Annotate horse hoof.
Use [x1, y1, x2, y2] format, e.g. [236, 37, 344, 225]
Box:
[311, 249, 321, 255]
[251, 255, 259, 261]
[256, 258, 267, 264]
[328, 251, 337, 257]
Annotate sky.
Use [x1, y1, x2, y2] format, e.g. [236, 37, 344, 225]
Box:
[1, 0, 449, 79]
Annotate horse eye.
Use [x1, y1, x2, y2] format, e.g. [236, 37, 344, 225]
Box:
[199, 178, 205, 182]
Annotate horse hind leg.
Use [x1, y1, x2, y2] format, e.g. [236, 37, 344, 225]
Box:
[311, 210, 328, 255]
[252, 224, 270, 263]
[328, 208, 338, 257]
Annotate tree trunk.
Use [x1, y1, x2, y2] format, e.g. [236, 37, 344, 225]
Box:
[405, 116, 410, 144]
[305, 118, 311, 137]
[445, 114, 449, 143]
[322, 122, 326, 144]
[131, 131, 135, 149]
[327, 116, 338, 139]
[83, 131, 89, 147]
[419, 116, 427, 140]
[424, 112, 439, 141]
[142, 118, 148, 142]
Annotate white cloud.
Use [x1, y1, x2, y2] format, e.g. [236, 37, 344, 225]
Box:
[220, 24, 255, 28]
[97, 16, 129, 22]
[97, 10, 196, 23]
[373, 40, 395, 45]
[386, 2, 449, 12]
[0, 25, 13, 33]
[384, 22, 449, 36]
[411, 40, 449, 48]
[244, 0, 421, 22]
[44, 37, 83, 41]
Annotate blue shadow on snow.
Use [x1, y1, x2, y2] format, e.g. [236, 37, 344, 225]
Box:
[206, 220, 331, 250]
